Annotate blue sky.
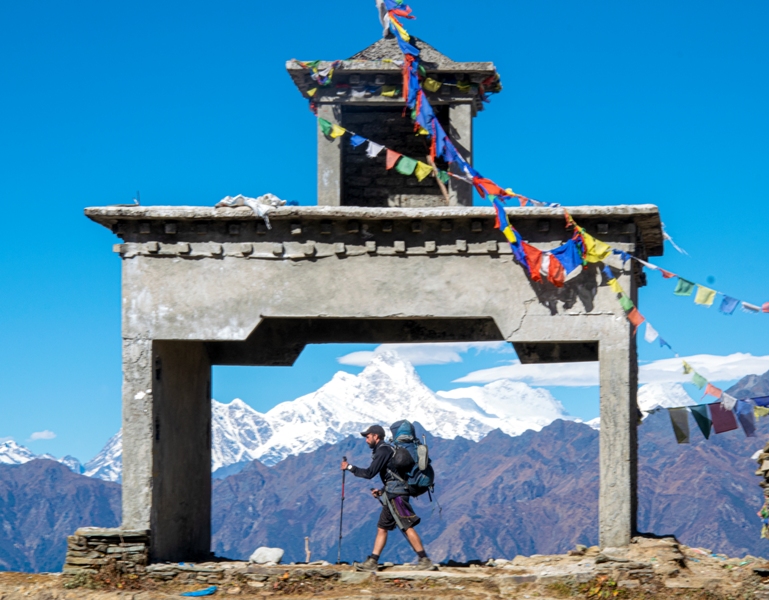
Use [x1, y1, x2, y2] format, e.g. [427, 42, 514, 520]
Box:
[0, 0, 767, 463]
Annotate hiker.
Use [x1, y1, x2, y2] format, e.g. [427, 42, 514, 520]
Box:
[341, 424, 435, 572]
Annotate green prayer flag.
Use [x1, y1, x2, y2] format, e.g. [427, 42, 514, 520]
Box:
[690, 405, 712, 439]
[619, 294, 635, 312]
[318, 118, 332, 137]
[668, 408, 690, 444]
[674, 278, 695, 296]
[395, 156, 417, 176]
[438, 170, 449, 185]
[692, 372, 707, 389]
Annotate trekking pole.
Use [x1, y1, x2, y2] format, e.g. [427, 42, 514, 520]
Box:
[337, 456, 346, 564]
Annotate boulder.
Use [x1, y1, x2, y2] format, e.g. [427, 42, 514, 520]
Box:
[249, 547, 284, 564]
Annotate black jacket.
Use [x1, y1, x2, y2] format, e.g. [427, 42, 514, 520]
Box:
[350, 440, 394, 487]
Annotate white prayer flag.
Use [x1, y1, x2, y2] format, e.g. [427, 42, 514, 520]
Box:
[721, 393, 737, 411]
[644, 322, 659, 344]
[366, 141, 384, 158]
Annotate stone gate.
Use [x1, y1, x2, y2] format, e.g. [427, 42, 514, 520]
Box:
[80, 35, 663, 565]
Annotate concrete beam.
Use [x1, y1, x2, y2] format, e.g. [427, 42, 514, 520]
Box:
[448, 103, 473, 206]
[317, 104, 343, 207]
[598, 332, 638, 548]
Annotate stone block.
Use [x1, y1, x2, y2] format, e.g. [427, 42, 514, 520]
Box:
[144, 242, 160, 253]
[164, 223, 178, 235]
[250, 547, 285, 564]
[425, 241, 437, 253]
[107, 545, 146, 554]
[334, 243, 346, 255]
[366, 241, 377, 254]
[394, 241, 406, 253]
[340, 571, 373, 584]
[456, 239, 468, 252]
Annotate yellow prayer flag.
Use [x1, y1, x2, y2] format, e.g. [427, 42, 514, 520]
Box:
[502, 226, 517, 243]
[414, 161, 433, 182]
[391, 20, 409, 41]
[694, 285, 717, 307]
[422, 78, 442, 92]
[608, 279, 622, 294]
[505, 188, 515, 196]
[582, 232, 612, 263]
[329, 124, 346, 139]
[381, 86, 399, 97]
[417, 126, 429, 136]
[307, 87, 318, 97]
[682, 360, 693, 375]
[755, 406, 769, 418]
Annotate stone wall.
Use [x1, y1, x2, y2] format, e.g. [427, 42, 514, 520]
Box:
[341, 106, 450, 207]
[63, 528, 149, 576]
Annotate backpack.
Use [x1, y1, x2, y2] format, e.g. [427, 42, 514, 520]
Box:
[386, 420, 435, 498]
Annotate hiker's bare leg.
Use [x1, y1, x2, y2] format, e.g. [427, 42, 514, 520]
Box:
[373, 528, 388, 555]
[404, 527, 424, 553]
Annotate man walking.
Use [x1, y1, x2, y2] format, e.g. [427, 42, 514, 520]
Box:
[341, 425, 435, 572]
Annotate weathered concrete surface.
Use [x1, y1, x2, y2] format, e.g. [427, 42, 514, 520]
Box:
[7, 537, 769, 599]
[87, 204, 660, 557]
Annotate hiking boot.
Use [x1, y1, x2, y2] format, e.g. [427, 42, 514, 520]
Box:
[414, 556, 438, 571]
[354, 556, 379, 572]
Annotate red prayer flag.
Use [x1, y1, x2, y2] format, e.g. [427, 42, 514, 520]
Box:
[386, 149, 402, 170]
[522, 243, 543, 283]
[763, 302, 769, 313]
[626, 308, 645, 333]
[660, 269, 676, 279]
[472, 176, 506, 198]
[547, 255, 565, 288]
[704, 383, 722, 399]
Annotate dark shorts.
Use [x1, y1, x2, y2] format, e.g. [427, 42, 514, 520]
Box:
[377, 495, 421, 531]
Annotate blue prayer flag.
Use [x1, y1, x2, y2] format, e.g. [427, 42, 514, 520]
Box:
[550, 239, 582, 274]
[349, 134, 367, 147]
[719, 296, 739, 315]
[735, 400, 757, 437]
[659, 337, 672, 350]
[753, 395, 769, 407]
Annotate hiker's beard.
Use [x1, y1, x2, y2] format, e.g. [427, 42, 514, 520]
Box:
[367, 437, 379, 449]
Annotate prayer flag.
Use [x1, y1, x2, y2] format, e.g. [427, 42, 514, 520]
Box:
[644, 322, 659, 344]
[763, 302, 769, 313]
[502, 226, 517, 244]
[349, 134, 367, 147]
[414, 161, 433, 181]
[438, 170, 449, 185]
[674, 278, 695, 296]
[719, 296, 739, 315]
[307, 87, 318, 97]
[386, 149, 402, 169]
[627, 307, 645, 331]
[547, 255, 565, 287]
[755, 406, 769, 418]
[694, 285, 717, 307]
[395, 155, 417, 176]
[318, 118, 333, 137]
[743, 302, 761, 313]
[721, 392, 737, 411]
[330, 124, 346, 139]
[472, 176, 507, 198]
[381, 85, 400, 97]
[708, 402, 738, 434]
[690, 405, 712, 439]
[366, 141, 385, 158]
[422, 77, 442, 92]
[660, 269, 676, 279]
[735, 400, 757, 438]
[550, 239, 582, 275]
[492, 198, 507, 230]
[691, 372, 707, 389]
[612, 249, 632, 263]
[582, 232, 612, 263]
[522, 243, 544, 282]
[609, 279, 623, 294]
[619, 294, 635, 312]
[602, 265, 615, 282]
[682, 360, 694, 374]
[668, 408, 690, 444]
[704, 383, 722, 399]
[753, 396, 769, 407]
[659, 337, 672, 350]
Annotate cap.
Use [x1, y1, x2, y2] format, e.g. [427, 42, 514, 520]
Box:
[360, 425, 385, 438]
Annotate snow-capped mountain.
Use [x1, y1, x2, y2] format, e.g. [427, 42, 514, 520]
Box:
[83, 432, 122, 482]
[84, 352, 576, 481]
[0, 440, 83, 473]
[637, 383, 695, 413]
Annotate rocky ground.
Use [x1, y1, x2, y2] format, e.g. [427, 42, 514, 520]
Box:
[3, 537, 769, 599]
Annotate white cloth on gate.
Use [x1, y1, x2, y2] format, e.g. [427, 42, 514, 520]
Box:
[215, 193, 287, 229]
